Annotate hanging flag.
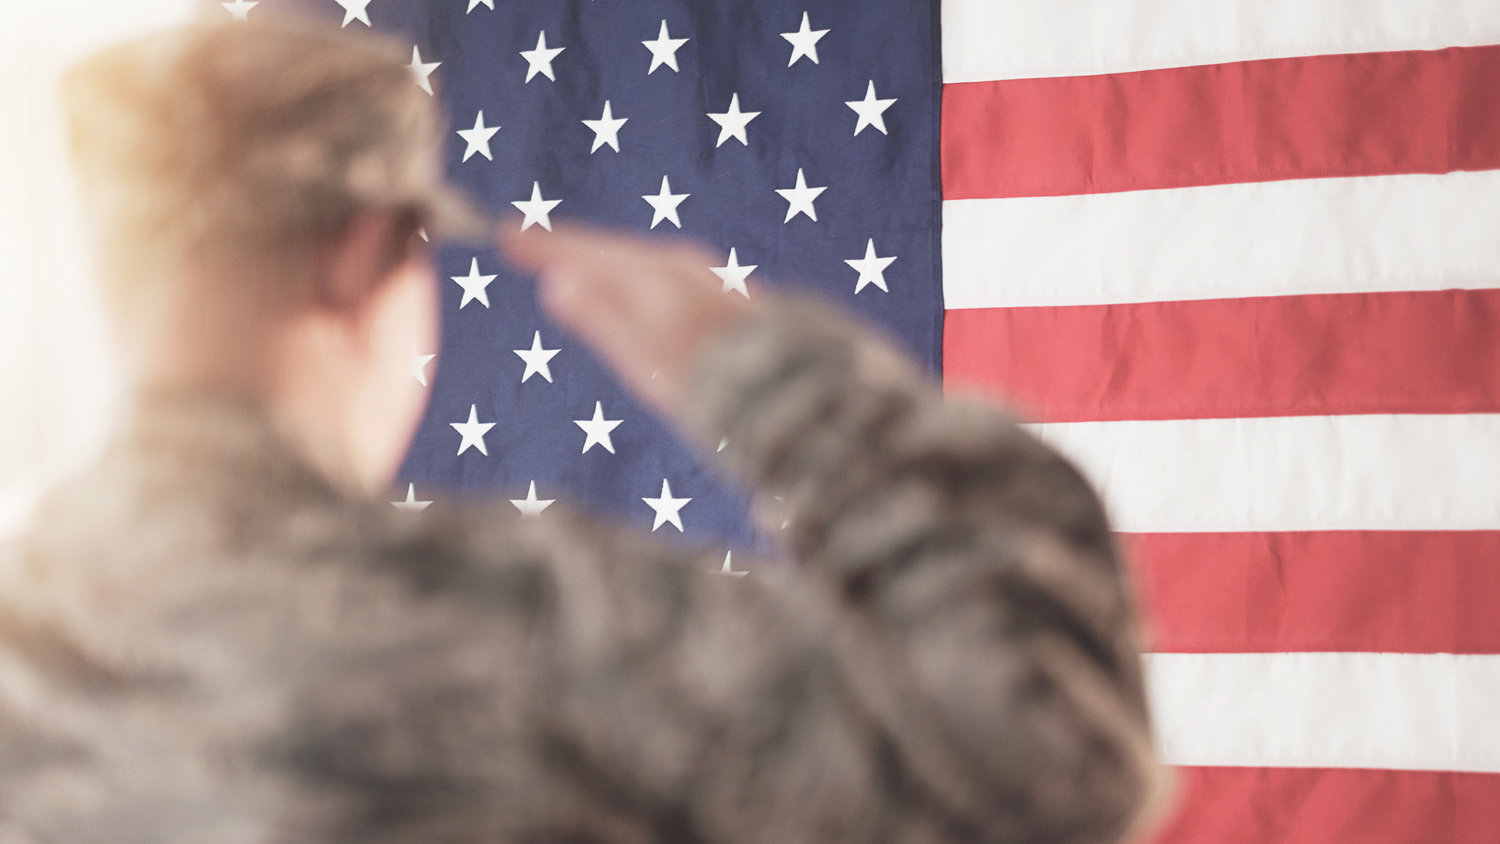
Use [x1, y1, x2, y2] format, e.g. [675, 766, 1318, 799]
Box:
[229, 1, 1500, 840]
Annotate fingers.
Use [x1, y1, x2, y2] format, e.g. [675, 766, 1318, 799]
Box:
[501, 220, 721, 284]
[534, 260, 633, 342]
[501, 222, 642, 273]
[496, 218, 761, 415]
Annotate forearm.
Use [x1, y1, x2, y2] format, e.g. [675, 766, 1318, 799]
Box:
[683, 299, 1163, 840]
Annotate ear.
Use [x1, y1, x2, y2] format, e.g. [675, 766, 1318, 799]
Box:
[317, 210, 418, 316]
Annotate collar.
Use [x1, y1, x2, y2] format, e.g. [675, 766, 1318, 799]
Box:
[111, 386, 351, 509]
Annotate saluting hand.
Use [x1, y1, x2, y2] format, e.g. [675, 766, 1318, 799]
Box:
[502, 223, 760, 416]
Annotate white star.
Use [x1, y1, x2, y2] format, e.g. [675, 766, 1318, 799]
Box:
[781, 11, 828, 66]
[846, 239, 897, 293]
[642, 20, 689, 74]
[467, 0, 493, 10]
[511, 182, 562, 232]
[514, 331, 560, 383]
[451, 405, 497, 456]
[575, 401, 623, 454]
[221, 0, 258, 21]
[411, 350, 436, 386]
[720, 551, 748, 577]
[510, 481, 555, 516]
[776, 168, 826, 223]
[710, 248, 756, 297]
[457, 111, 500, 162]
[582, 100, 628, 153]
[847, 80, 896, 136]
[706, 93, 760, 148]
[642, 176, 689, 229]
[451, 258, 497, 309]
[521, 31, 565, 83]
[333, 0, 372, 28]
[408, 46, 441, 96]
[642, 479, 691, 532]
[392, 483, 432, 512]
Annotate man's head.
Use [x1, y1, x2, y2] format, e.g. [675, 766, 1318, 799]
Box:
[62, 18, 492, 492]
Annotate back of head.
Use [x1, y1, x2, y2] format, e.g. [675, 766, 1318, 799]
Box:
[62, 18, 443, 337]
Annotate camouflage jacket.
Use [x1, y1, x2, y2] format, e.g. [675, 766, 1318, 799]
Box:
[0, 302, 1159, 842]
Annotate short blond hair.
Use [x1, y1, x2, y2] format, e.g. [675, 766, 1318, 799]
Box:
[62, 18, 469, 323]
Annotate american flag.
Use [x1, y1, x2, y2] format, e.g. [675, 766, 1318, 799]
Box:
[231, 1, 1500, 840]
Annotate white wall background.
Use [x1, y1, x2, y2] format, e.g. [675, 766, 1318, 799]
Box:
[0, 1, 197, 534]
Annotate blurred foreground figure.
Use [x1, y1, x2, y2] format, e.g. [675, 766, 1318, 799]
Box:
[0, 19, 1160, 843]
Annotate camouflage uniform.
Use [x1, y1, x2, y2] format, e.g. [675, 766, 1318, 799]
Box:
[0, 302, 1160, 842]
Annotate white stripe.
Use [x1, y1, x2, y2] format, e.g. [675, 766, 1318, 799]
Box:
[1145, 652, 1500, 773]
[1026, 415, 1500, 533]
[942, 0, 1500, 83]
[942, 172, 1500, 309]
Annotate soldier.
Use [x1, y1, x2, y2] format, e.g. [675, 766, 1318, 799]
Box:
[0, 17, 1162, 843]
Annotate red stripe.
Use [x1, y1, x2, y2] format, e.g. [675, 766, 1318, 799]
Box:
[942, 289, 1500, 423]
[1151, 767, 1500, 844]
[1123, 531, 1500, 655]
[942, 44, 1500, 199]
